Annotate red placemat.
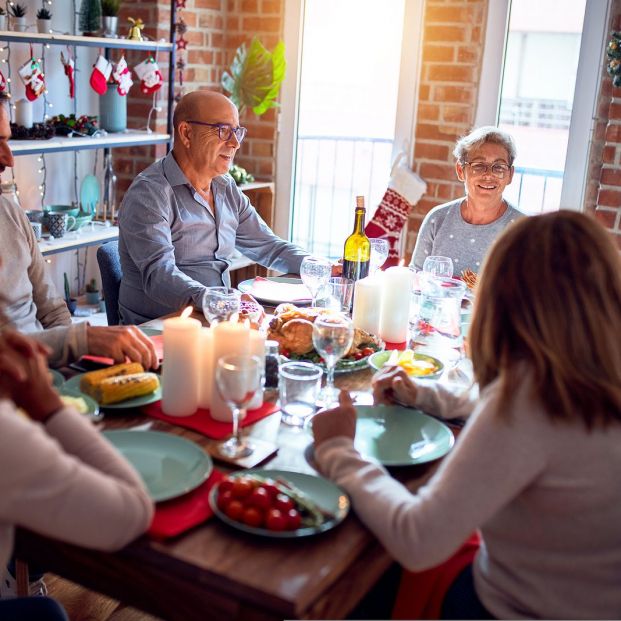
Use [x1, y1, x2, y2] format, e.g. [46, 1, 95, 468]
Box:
[384, 341, 407, 351]
[148, 469, 224, 539]
[142, 401, 280, 440]
[81, 335, 164, 365]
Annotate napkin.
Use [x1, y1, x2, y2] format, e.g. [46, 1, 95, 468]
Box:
[249, 277, 311, 303]
[81, 334, 164, 365]
[143, 401, 279, 439]
[148, 469, 225, 539]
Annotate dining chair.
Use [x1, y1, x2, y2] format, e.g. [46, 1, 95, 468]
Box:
[96, 241, 122, 326]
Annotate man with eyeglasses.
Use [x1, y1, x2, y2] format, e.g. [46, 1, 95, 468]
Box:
[410, 126, 524, 278]
[118, 90, 308, 324]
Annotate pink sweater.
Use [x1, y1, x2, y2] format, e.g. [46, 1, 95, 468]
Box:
[0, 400, 154, 576]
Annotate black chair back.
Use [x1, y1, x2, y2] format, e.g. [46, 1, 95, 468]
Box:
[96, 241, 122, 325]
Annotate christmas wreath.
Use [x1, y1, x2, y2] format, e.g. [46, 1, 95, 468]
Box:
[607, 31, 621, 87]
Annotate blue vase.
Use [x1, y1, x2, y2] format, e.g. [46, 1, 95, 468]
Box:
[100, 84, 127, 133]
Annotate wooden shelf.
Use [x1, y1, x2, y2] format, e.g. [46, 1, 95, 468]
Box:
[0, 31, 172, 52]
[38, 225, 119, 256]
[10, 130, 171, 156]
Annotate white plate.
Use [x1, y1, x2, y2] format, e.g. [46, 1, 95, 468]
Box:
[238, 277, 311, 306]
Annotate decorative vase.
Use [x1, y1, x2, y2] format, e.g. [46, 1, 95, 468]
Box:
[37, 18, 51, 33]
[103, 16, 118, 37]
[66, 298, 77, 315]
[0, 15, 6, 30]
[86, 291, 100, 305]
[100, 83, 127, 133]
[103, 152, 118, 221]
[12, 16, 27, 32]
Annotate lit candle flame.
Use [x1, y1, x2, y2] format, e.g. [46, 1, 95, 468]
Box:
[180, 306, 193, 319]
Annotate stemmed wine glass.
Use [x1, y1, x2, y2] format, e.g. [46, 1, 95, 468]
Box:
[422, 255, 454, 278]
[215, 354, 263, 458]
[202, 287, 241, 325]
[300, 256, 332, 306]
[369, 238, 389, 274]
[312, 315, 354, 406]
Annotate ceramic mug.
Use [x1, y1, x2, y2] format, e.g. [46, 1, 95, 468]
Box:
[47, 212, 76, 239]
[30, 222, 42, 240]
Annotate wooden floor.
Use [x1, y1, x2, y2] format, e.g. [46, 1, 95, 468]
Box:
[47, 574, 162, 621]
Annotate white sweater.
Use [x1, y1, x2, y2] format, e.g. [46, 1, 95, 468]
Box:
[0, 400, 154, 577]
[316, 375, 621, 619]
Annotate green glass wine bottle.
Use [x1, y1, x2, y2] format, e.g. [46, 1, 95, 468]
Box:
[342, 195, 371, 281]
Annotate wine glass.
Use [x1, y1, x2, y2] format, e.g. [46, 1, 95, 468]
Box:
[312, 315, 354, 406]
[300, 256, 332, 306]
[215, 354, 263, 458]
[369, 238, 389, 274]
[422, 255, 454, 278]
[202, 287, 241, 325]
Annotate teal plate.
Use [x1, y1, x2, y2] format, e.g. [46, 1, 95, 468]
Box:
[367, 351, 444, 380]
[80, 174, 100, 214]
[63, 373, 162, 410]
[282, 351, 375, 375]
[49, 368, 64, 388]
[102, 430, 212, 502]
[140, 327, 162, 337]
[209, 469, 350, 538]
[238, 277, 311, 306]
[59, 387, 102, 422]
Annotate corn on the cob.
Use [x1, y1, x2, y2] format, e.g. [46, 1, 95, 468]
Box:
[84, 372, 159, 405]
[80, 362, 144, 393]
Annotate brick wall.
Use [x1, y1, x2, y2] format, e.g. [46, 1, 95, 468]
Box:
[405, 0, 488, 257]
[113, 0, 284, 199]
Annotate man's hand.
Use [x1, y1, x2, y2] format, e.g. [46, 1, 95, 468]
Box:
[86, 325, 159, 369]
[312, 390, 357, 448]
[372, 366, 418, 407]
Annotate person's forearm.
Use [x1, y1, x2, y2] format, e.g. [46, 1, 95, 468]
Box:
[28, 323, 88, 368]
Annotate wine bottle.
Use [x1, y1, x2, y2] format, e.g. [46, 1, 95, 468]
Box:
[342, 195, 371, 281]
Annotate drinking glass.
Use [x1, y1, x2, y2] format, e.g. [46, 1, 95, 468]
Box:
[369, 238, 389, 274]
[202, 287, 241, 325]
[317, 277, 354, 312]
[300, 256, 332, 306]
[278, 361, 323, 427]
[312, 315, 354, 406]
[423, 255, 454, 278]
[215, 354, 263, 458]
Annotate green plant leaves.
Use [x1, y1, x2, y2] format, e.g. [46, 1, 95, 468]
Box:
[221, 37, 286, 116]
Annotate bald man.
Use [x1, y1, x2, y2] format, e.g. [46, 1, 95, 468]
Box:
[118, 90, 307, 324]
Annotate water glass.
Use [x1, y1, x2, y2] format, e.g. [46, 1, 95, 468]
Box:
[300, 256, 332, 306]
[202, 287, 241, 325]
[423, 255, 454, 278]
[278, 361, 323, 427]
[369, 238, 389, 274]
[317, 277, 354, 312]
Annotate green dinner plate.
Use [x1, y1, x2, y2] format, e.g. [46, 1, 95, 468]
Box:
[59, 387, 102, 421]
[102, 430, 212, 502]
[80, 174, 100, 215]
[49, 368, 64, 388]
[238, 277, 311, 306]
[139, 327, 162, 337]
[368, 351, 444, 380]
[209, 469, 350, 538]
[63, 373, 162, 409]
[282, 351, 375, 375]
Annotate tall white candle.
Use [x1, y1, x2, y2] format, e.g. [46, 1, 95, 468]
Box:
[210, 320, 250, 421]
[197, 327, 213, 410]
[379, 266, 412, 343]
[248, 329, 265, 409]
[352, 273, 383, 335]
[162, 311, 201, 416]
[15, 99, 32, 129]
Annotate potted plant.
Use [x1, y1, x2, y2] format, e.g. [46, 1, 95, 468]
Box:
[36, 7, 52, 34]
[85, 278, 100, 305]
[101, 0, 120, 37]
[9, 4, 27, 32]
[64, 273, 77, 315]
[80, 0, 101, 36]
[0, 8, 7, 31]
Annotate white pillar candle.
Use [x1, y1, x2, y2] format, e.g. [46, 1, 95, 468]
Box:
[210, 320, 250, 421]
[197, 327, 213, 410]
[162, 314, 201, 416]
[352, 273, 383, 335]
[15, 99, 32, 129]
[248, 329, 265, 410]
[379, 266, 413, 343]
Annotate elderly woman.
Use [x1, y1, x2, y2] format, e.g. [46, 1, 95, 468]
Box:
[410, 126, 523, 275]
[313, 211, 621, 619]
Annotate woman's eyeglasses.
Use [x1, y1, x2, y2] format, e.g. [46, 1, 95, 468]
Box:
[463, 161, 511, 179]
[186, 121, 247, 143]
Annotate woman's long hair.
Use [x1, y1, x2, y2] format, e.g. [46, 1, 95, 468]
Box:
[469, 210, 621, 428]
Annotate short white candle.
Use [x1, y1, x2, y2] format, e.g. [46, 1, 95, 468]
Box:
[162, 311, 201, 417]
[379, 266, 412, 343]
[197, 327, 213, 410]
[15, 99, 32, 129]
[352, 273, 383, 335]
[247, 329, 265, 409]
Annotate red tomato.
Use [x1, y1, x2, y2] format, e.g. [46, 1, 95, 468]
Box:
[217, 489, 233, 511]
[281, 348, 291, 358]
[265, 508, 287, 531]
[353, 351, 364, 360]
[259, 482, 280, 501]
[361, 347, 375, 357]
[225, 500, 244, 521]
[285, 508, 302, 530]
[273, 493, 294, 513]
[231, 478, 254, 499]
[247, 487, 271, 511]
[242, 506, 264, 528]
[218, 477, 235, 494]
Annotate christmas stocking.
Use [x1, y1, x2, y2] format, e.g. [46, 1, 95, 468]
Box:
[0, 70, 6, 94]
[112, 56, 133, 96]
[60, 50, 75, 98]
[134, 57, 163, 94]
[90, 55, 113, 95]
[18, 57, 45, 102]
[364, 153, 427, 267]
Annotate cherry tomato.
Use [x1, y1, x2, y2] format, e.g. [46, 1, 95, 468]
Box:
[247, 487, 271, 511]
[225, 499, 244, 521]
[281, 348, 291, 358]
[242, 506, 264, 528]
[217, 489, 233, 511]
[259, 482, 280, 501]
[265, 508, 287, 531]
[353, 351, 364, 360]
[361, 347, 375, 357]
[218, 477, 235, 495]
[231, 478, 254, 499]
[318, 357, 325, 364]
[285, 508, 302, 530]
[273, 493, 294, 513]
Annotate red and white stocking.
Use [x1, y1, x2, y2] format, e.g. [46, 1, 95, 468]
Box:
[60, 50, 75, 99]
[112, 56, 133, 96]
[18, 56, 45, 102]
[0, 70, 7, 94]
[90, 55, 113, 95]
[134, 57, 163, 94]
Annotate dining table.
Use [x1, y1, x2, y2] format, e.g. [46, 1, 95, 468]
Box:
[14, 309, 463, 621]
